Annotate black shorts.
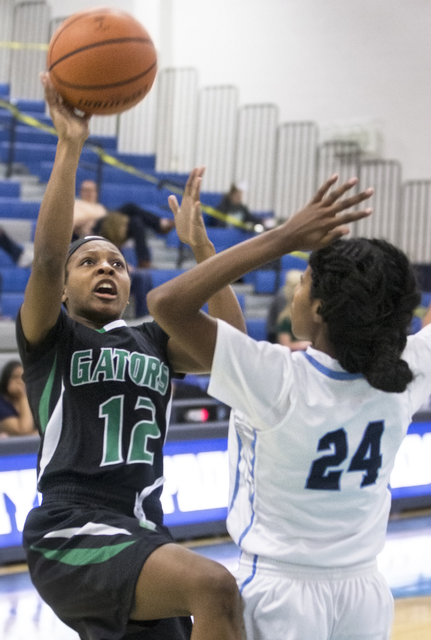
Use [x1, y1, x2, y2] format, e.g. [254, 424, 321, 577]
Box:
[23, 497, 192, 640]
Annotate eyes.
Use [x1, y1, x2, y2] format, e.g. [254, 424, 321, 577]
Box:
[80, 257, 126, 269]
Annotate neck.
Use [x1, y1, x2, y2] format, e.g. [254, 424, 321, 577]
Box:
[69, 311, 122, 331]
[311, 326, 336, 359]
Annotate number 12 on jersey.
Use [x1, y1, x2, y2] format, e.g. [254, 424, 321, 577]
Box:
[306, 421, 384, 490]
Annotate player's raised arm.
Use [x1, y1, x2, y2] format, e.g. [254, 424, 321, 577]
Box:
[20, 73, 90, 346]
[147, 175, 373, 370]
[166, 167, 246, 373]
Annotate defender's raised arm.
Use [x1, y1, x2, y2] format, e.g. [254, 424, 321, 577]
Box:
[148, 176, 373, 370]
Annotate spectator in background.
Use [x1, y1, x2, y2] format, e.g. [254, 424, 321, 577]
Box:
[275, 269, 311, 350]
[0, 360, 35, 436]
[74, 180, 174, 268]
[208, 182, 261, 229]
[0, 226, 34, 268]
[266, 269, 309, 348]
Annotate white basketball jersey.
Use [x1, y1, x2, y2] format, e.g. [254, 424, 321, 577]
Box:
[208, 320, 431, 568]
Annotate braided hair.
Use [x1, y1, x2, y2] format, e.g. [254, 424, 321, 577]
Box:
[308, 238, 421, 393]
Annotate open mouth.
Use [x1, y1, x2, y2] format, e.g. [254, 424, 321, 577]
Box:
[94, 280, 117, 299]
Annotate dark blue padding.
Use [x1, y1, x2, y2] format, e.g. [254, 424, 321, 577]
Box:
[206, 228, 251, 252]
[0, 249, 16, 267]
[280, 254, 308, 271]
[107, 152, 156, 170]
[253, 270, 276, 294]
[0, 199, 40, 220]
[200, 192, 223, 208]
[121, 246, 137, 268]
[421, 292, 431, 308]
[0, 181, 20, 198]
[246, 318, 267, 341]
[0, 267, 31, 292]
[164, 228, 180, 248]
[0, 142, 100, 166]
[99, 184, 169, 210]
[0, 292, 25, 319]
[149, 268, 185, 288]
[14, 99, 46, 113]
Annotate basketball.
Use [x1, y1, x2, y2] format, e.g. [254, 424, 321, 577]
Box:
[47, 7, 157, 116]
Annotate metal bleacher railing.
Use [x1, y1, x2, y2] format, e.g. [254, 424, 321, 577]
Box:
[0, 0, 431, 302]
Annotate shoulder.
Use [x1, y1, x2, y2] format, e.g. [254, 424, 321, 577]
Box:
[404, 324, 431, 367]
[214, 319, 295, 377]
[16, 308, 69, 365]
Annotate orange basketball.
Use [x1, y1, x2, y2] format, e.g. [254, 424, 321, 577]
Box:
[47, 7, 157, 116]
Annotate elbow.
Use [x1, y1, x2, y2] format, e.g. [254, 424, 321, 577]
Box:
[147, 287, 174, 324]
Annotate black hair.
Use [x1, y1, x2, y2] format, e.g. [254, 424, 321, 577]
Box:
[0, 360, 22, 396]
[67, 235, 112, 261]
[308, 238, 421, 393]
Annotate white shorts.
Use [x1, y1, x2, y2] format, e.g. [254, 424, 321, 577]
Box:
[236, 553, 394, 640]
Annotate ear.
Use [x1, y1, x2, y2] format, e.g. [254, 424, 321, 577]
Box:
[311, 299, 323, 323]
[62, 287, 68, 304]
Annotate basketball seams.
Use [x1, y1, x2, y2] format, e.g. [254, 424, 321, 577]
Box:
[50, 60, 157, 91]
[49, 9, 136, 51]
[49, 37, 155, 71]
[46, 8, 157, 115]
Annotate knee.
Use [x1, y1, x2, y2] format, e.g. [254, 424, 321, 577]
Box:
[196, 562, 241, 617]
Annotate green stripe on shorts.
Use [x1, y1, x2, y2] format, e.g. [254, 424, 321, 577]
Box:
[31, 539, 137, 565]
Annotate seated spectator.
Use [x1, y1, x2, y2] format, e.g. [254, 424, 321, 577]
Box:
[74, 180, 175, 268]
[208, 182, 261, 229]
[266, 269, 311, 350]
[0, 360, 36, 436]
[0, 226, 34, 268]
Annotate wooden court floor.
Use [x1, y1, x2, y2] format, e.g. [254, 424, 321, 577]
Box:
[392, 597, 431, 640]
[1, 510, 431, 639]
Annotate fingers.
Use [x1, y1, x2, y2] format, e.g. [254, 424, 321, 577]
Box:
[321, 177, 359, 206]
[330, 187, 374, 214]
[168, 195, 179, 216]
[184, 167, 205, 197]
[329, 207, 373, 227]
[40, 72, 61, 106]
[310, 174, 339, 204]
[312, 175, 373, 212]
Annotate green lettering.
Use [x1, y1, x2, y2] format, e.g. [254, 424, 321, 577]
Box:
[129, 352, 147, 385]
[158, 363, 169, 395]
[91, 349, 115, 382]
[143, 357, 160, 390]
[70, 350, 93, 386]
[114, 349, 129, 380]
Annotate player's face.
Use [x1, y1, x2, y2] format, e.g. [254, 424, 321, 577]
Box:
[291, 267, 321, 342]
[63, 240, 131, 327]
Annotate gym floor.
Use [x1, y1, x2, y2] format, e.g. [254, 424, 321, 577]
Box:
[1, 510, 430, 639]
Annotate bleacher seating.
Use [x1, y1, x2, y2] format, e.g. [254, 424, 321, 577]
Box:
[0, 181, 20, 198]
[1, 292, 25, 319]
[99, 183, 172, 211]
[0, 267, 30, 291]
[1, 93, 429, 339]
[0, 198, 40, 219]
[246, 318, 267, 341]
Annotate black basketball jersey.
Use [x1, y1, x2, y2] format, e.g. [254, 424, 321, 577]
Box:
[16, 309, 176, 527]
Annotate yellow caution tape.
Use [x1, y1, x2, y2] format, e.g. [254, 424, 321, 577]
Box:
[0, 41, 49, 51]
[0, 96, 309, 262]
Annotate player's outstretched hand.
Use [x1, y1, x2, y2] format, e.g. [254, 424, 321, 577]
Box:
[282, 175, 373, 251]
[168, 167, 211, 250]
[40, 72, 90, 145]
